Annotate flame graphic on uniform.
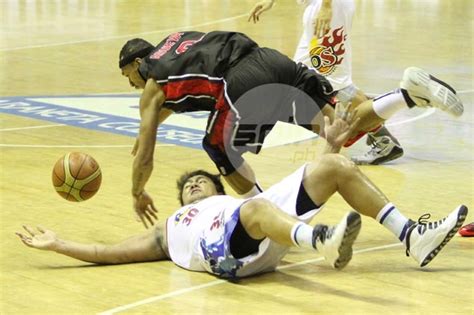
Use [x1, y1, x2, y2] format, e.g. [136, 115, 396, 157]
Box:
[309, 26, 347, 76]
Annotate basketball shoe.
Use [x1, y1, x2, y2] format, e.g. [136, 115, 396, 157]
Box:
[405, 205, 468, 267]
[459, 222, 474, 237]
[312, 211, 361, 270]
[400, 67, 463, 117]
[351, 134, 404, 165]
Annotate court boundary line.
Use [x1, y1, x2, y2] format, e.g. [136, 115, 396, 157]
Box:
[0, 124, 66, 132]
[98, 242, 402, 315]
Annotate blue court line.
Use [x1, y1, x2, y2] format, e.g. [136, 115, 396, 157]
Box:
[0, 96, 204, 149]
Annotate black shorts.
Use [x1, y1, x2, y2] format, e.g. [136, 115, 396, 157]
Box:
[203, 48, 336, 175]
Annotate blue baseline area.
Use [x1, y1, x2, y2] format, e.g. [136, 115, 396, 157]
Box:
[0, 96, 204, 149]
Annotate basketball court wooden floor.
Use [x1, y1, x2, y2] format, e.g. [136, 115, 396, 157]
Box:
[1, 1, 473, 314]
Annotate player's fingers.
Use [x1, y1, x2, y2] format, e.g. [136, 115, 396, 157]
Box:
[323, 115, 330, 126]
[36, 226, 46, 233]
[149, 202, 158, 213]
[147, 209, 158, 220]
[23, 225, 35, 237]
[314, 19, 320, 37]
[139, 214, 148, 229]
[16, 233, 32, 246]
[248, 10, 257, 22]
[15, 232, 26, 240]
[323, 22, 330, 35]
[142, 211, 155, 228]
[348, 108, 359, 124]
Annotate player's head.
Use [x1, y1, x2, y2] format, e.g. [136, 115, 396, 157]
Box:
[177, 170, 226, 205]
[119, 38, 154, 89]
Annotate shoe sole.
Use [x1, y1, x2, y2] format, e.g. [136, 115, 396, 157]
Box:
[420, 205, 468, 267]
[334, 212, 362, 270]
[401, 67, 463, 117]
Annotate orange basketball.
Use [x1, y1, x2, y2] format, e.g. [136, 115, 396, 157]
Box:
[52, 152, 102, 202]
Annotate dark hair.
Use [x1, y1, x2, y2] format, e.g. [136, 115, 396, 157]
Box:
[119, 38, 154, 68]
[177, 170, 226, 205]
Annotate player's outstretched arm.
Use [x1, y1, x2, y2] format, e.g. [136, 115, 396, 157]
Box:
[132, 79, 166, 228]
[248, 0, 275, 23]
[16, 223, 169, 264]
[131, 107, 173, 156]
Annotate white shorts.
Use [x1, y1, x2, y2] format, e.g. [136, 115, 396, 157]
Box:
[199, 164, 323, 278]
[294, 0, 355, 91]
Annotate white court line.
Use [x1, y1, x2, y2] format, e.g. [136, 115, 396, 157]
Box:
[98, 242, 402, 315]
[385, 108, 436, 127]
[0, 144, 175, 148]
[0, 124, 66, 131]
[1, 14, 248, 52]
[369, 89, 473, 96]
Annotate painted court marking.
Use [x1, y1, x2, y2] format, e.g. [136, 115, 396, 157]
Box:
[0, 123, 66, 132]
[98, 243, 402, 315]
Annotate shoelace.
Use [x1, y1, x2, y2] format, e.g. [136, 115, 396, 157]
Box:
[363, 135, 386, 156]
[405, 213, 448, 256]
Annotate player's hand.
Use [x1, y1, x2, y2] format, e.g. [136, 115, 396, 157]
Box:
[313, 1, 332, 38]
[16, 226, 59, 251]
[131, 137, 139, 156]
[323, 102, 360, 150]
[248, 0, 275, 23]
[133, 190, 158, 229]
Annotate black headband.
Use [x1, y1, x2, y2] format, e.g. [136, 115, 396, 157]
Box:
[119, 46, 154, 68]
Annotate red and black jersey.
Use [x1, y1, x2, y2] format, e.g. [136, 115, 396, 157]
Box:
[138, 31, 258, 113]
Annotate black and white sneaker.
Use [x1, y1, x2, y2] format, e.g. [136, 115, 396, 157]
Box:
[406, 205, 468, 267]
[400, 67, 463, 117]
[312, 212, 362, 270]
[351, 134, 404, 165]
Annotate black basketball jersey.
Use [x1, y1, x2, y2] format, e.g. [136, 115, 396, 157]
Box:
[138, 31, 258, 113]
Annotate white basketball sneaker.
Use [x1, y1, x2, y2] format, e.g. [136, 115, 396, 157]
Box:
[351, 135, 404, 165]
[312, 212, 361, 270]
[405, 205, 468, 267]
[400, 67, 463, 117]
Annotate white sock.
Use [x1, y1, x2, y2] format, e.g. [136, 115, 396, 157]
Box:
[372, 89, 410, 120]
[376, 203, 410, 242]
[290, 222, 314, 249]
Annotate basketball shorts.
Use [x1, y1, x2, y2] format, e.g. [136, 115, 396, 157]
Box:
[203, 48, 337, 175]
[198, 164, 323, 278]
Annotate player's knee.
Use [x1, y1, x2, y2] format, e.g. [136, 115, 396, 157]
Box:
[239, 198, 273, 238]
[310, 154, 357, 178]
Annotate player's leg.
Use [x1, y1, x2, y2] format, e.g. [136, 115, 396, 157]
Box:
[337, 85, 404, 165]
[202, 135, 261, 196]
[349, 67, 464, 135]
[302, 153, 468, 266]
[238, 197, 361, 270]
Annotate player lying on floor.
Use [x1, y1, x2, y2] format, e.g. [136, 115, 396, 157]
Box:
[16, 111, 467, 278]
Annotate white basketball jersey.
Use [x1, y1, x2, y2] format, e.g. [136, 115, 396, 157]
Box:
[294, 0, 355, 90]
[166, 195, 243, 271]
